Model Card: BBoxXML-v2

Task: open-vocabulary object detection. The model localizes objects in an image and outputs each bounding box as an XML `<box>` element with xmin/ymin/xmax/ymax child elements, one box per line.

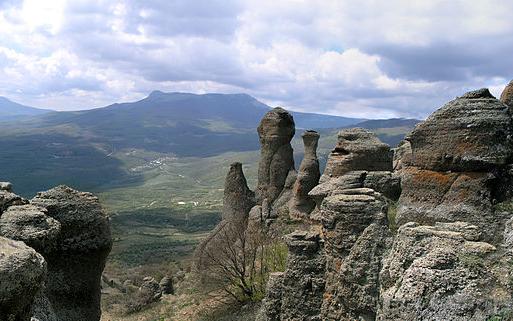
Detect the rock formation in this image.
<box><xmin>257</xmin><ymin>231</ymin><xmax>325</xmax><ymax>321</ymax></box>
<box><xmin>0</xmin><ymin>237</ymin><xmax>46</xmax><ymax>321</ymax></box>
<box><xmin>0</xmin><ymin>185</ymin><xmax>112</xmax><ymax>321</ymax></box>
<box><xmin>222</xmin><ymin>162</ymin><xmax>255</xmax><ymax>221</ymax></box>
<box><xmin>256</xmin><ymin>87</ymin><xmax>513</xmax><ymax>321</ymax></box>
<box><xmin>30</xmin><ymin>186</ymin><xmax>112</xmax><ymax>321</ymax></box>
<box><xmin>500</xmin><ymin>79</ymin><xmax>513</xmax><ymax>108</ymax></box>
<box><xmin>321</xmin><ymin>128</ymin><xmax>392</xmax><ymax>182</ymax></box>
<box><xmin>406</xmin><ymin>88</ymin><xmax>512</xmax><ymax>172</ymax></box>
<box><xmin>159</xmin><ymin>276</ymin><xmax>174</xmax><ymax>295</ymax></box>
<box><xmin>256</xmin><ymin>107</ymin><xmax>295</xmax><ymax>204</ymax></box>
<box><xmin>288</xmin><ymin>130</ymin><xmax>320</xmax><ymax>219</ymax></box>
<box><xmin>396</xmin><ymin>89</ymin><xmax>513</xmax><ymax>241</ymax></box>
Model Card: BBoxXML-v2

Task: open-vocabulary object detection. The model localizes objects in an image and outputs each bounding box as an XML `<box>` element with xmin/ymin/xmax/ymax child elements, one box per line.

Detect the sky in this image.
<box><xmin>0</xmin><ymin>0</ymin><xmax>512</xmax><ymax>119</ymax></box>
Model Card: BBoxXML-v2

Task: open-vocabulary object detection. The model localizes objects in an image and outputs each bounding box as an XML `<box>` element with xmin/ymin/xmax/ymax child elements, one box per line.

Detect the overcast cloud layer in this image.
<box><xmin>0</xmin><ymin>0</ymin><xmax>512</xmax><ymax>118</ymax></box>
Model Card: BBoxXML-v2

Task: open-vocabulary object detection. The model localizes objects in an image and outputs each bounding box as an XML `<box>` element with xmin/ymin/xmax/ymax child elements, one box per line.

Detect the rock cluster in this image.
<box><xmin>256</xmin><ymin>86</ymin><xmax>513</xmax><ymax>320</ymax></box>
<box><xmin>0</xmin><ymin>184</ymin><xmax>112</xmax><ymax>321</ymax></box>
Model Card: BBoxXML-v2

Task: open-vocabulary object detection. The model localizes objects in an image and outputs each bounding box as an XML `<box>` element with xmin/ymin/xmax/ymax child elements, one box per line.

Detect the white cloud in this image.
<box><xmin>0</xmin><ymin>0</ymin><xmax>512</xmax><ymax>118</ymax></box>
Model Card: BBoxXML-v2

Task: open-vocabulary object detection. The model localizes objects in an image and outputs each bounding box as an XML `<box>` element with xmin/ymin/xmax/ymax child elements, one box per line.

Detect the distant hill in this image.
<box><xmin>0</xmin><ymin>97</ymin><xmax>50</xmax><ymax>120</ymax></box>
<box><xmin>1</xmin><ymin>92</ymin><xmax>365</xmax><ymax>157</ymax></box>
<box><xmin>0</xmin><ymin>91</ymin><xmax>419</xmax><ymax>196</ymax></box>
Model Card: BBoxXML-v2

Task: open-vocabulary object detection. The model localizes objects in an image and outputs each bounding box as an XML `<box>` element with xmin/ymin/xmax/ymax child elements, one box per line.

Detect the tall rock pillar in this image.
<box><xmin>256</xmin><ymin>107</ymin><xmax>295</xmax><ymax>204</ymax></box>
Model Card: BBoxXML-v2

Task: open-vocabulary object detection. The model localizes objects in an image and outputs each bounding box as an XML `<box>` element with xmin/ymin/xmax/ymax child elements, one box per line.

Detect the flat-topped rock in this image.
<box><xmin>321</xmin><ymin>128</ymin><xmax>392</xmax><ymax>182</ymax></box>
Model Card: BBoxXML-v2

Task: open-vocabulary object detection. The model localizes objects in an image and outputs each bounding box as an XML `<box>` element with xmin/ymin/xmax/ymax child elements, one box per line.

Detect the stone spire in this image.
<box><xmin>256</xmin><ymin>107</ymin><xmax>295</xmax><ymax>204</ymax></box>
<box><xmin>289</xmin><ymin>130</ymin><xmax>320</xmax><ymax>219</ymax></box>
<box><xmin>222</xmin><ymin>162</ymin><xmax>255</xmax><ymax>221</ymax></box>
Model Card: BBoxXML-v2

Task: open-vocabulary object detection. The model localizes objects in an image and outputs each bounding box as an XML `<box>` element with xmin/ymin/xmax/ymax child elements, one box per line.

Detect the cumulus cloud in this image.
<box><xmin>0</xmin><ymin>0</ymin><xmax>511</xmax><ymax>118</ymax></box>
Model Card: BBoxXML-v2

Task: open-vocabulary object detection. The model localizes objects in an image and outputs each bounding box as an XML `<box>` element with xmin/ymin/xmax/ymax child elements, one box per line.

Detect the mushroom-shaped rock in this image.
<box><xmin>30</xmin><ymin>185</ymin><xmax>112</xmax><ymax>321</ymax></box>
<box><xmin>256</xmin><ymin>107</ymin><xmax>295</xmax><ymax>203</ymax></box>
<box><xmin>0</xmin><ymin>204</ymin><xmax>61</xmax><ymax>252</ymax></box>
<box><xmin>289</xmin><ymin>130</ymin><xmax>320</xmax><ymax>219</ymax></box>
<box><xmin>407</xmin><ymin>88</ymin><xmax>513</xmax><ymax>171</ymax></box>
<box><xmin>0</xmin><ymin>237</ymin><xmax>46</xmax><ymax>321</ymax></box>
<box><xmin>222</xmin><ymin>162</ymin><xmax>255</xmax><ymax>221</ymax></box>
<box><xmin>320</xmin><ymin>128</ymin><xmax>392</xmax><ymax>182</ymax></box>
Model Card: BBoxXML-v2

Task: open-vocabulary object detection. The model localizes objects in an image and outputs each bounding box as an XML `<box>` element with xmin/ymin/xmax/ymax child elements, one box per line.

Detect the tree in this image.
<box><xmin>196</xmin><ymin>218</ymin><xmax>287</xmax><ymax>303</ymax></box>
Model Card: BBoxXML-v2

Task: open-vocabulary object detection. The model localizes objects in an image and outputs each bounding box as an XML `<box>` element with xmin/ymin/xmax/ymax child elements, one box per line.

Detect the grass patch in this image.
<box><xmin>387</xmin><ymin>201</ymin><xmax>398</xmax><ymax>233</ymax></box>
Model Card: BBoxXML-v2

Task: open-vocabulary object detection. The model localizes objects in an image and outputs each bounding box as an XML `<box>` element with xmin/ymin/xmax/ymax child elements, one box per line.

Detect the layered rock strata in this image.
<box><xmin>321</xmin><ymin>128</ymin><xmax>392</xmax><ymax>183</ymax></box>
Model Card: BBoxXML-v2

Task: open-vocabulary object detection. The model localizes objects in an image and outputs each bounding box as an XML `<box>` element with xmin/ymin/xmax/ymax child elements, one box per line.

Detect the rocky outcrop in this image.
<box><xmin>500</xmin><ymin>79</ymin><xmax>513</xmax><ymax>108</ymax></box>
<box><xmin>159</xmin><ymin>276</ymin><xmax>174</xmax><ymax>295</ymax></box>
<box><xmin>318</xmin><ymin>189</ymin><xmax>389</xmax><ymax>321</ymax></box>
<box><xmin>288</xmin><ymin>131</ymin><xmax>320</xmax><ymax>219</ymax></box>
<box><xmin>0</xmin><ymin>189</ymin><xmax>28</xmax><ymax>213</ymax></box>
<box><xmin>321</xmin><ymin>128</ymin><xmax>392</xmax><ymax>182</ymax></box>
<box><xmin>378</xmin><ymin>222</ymin><xmax>503</xmax><ymax>320</ymax></box>
<box><xmin>406</xmin><ymin>88</ymin><xmax>512</xmax><ymax>171</ymax></box>
<box><xmin>0</xmin><ymin>205</ymin><xmax>61</xmax><ymax>251</ymax></box>
<box><xmin>256</xmin><ymin>107</ymin><xmax>295</xmax><ymax>204</ymax></box>
<box><xmin>222</xmin><ymin>162</ymin><xmax>255</xmax><ymax>221</ymax></box>
<box><xmin>28</xmin><ymin>186</ymin><xmax>112</xmax><ymax>321</ymax></box>
<box><xmin>255</xmin><ymin>88</ymin><xmax>513</xmax><ymax>321</ymax></box>
<box><xmin>258</xmin><ymin>231</ymin><xmax>325</xmax><ymax>321</ymax></box>
<box><xmin>0</xmin><ymin>237</ymin><xmax>46</xmax><ymax>321</ymax></box>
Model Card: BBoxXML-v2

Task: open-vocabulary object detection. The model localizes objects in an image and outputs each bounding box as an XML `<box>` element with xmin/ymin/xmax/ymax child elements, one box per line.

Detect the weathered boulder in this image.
<box><xmin>0</xmin><ymin>237</ymin><xmax>46</xmax><ymax>321</ymax></box>
<box><xmin>0</xmin><ymin>189</ymin><xmax>28</xmax><ymax>213</ymax></box>
<box><xmin>159</xmin><ymin>276</ymin><xmax>174</xmax><ymax>295</ymax></box>
<box><xmin>406</xmin><ymin>88</ymin><xmax>513</xmax><ymax>172</ymax></box>
<box><xmin>289</xmin><ymin>131</ymin><xmax>320</xmax><ymax>219</ymax></box>
<box><xmin>500</xmin><ymin>79</ymin><xmax>513</xmax><ymax>108</ymax></box>
<box><xmin>30</xmin><ymin>185</ymin><xmax>112</xmax><ymax>321</ymax></box>
<box><xmin>321</xmin><ymin>128</ymin><xmax>392</xmax><ymax>182</ymax></box>
<box><xmin>256</xmin><ymin>107</ymin><xmax>295</xmax><ymax>203</ymax></box>
<box><xmin>0</xmin><ymin>204</ymin><xmax>61</xmax><ymax>251</ymax></box>
<box><xmin>222</xmin><ymin>162</ymin><xmax>255</xmax><ymax>221</ymax></box>
<box><xmin>139</xmin><ymin>276</ymin><xmax>162</xmax><ymax>302</ymax></box>
<box><xmin>378</xmin><ymin>222</ymin><xmax>508</xmax><ymax>321</ymax></box>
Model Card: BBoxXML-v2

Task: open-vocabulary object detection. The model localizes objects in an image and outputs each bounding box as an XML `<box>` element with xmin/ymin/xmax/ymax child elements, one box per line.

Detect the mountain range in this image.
<box><xmin>0</xmin><ymin>91</ymin><xmax>419</xmax><ymax>198</ymax></box>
